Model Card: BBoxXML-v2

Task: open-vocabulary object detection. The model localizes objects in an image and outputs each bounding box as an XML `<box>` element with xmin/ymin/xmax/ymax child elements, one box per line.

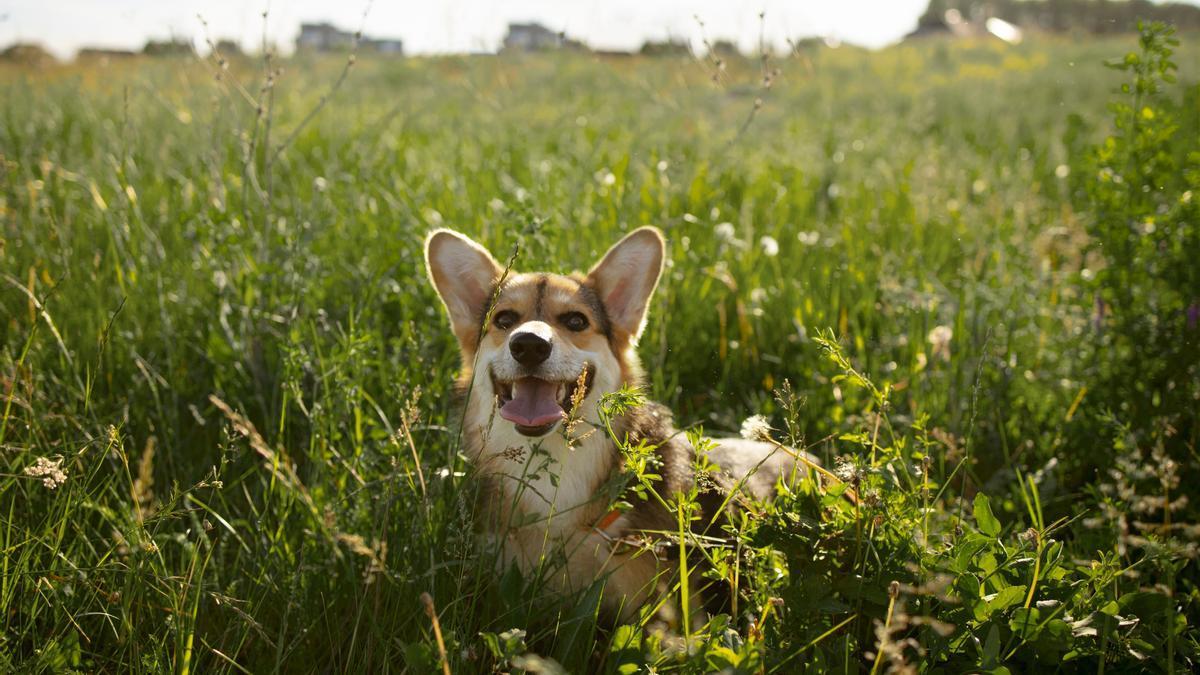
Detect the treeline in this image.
<box><xmin>920</xmin><ymin>0</ymin><xmax>1200</xmax><ymax>33</ymax></box>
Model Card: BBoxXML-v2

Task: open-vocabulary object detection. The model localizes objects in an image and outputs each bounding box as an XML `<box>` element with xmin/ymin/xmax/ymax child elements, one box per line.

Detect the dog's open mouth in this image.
<box><xmin>491</xmin><ymin>367</ymin><xmax>595</xmax><ymax>437</ymax></box>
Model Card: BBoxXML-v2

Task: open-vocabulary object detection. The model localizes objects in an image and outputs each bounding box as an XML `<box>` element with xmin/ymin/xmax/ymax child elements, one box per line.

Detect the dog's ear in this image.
<box><xmin>586</xmin><ymin>226</ymin><xmax>665</xmax><ymax>341</ymax></box>
<box><xmin>425</xmin><ymin>229</ymin><xmax>503</xmax><ymax>342</ymax></box>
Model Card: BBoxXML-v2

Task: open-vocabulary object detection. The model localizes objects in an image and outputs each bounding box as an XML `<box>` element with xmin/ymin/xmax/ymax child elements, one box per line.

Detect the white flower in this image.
<box><xmin>797</xmin><ymin>231</ymin><xmax>820</xmax><ymax>246</ymax></box>
<box><xmin>24</xmin><ymin>456</ymin><xmax>67</xmax><ymax>490</ymax></box>
<box><xmin>759</xmin><ymin>235</ymin><xmax>779</xmax><ymax>257</ymax></box>
<box><xmin>740</xmin><ymin>415</ymin><xmax>773</xmax><ymax>442</ymax></box>
<box><xmin>927</xmin><ymin>325</ymin><xmax>953</xmax><ymax>361</ymax></box>
<box><xmin>656</xmin><ymin>160</ymin><xmax>669</xmax><ymax>172</ymax></box>
<box><xmin>312</xmin><ymin>176</ymin><xmax>328</xmax><ymax>192</ymax></box>
<box><xmin>833</xmin><ymin>456</ymin><xmax>855</xmax><ymax>481</ymax></box>
<box><xmin>749</xmin><ymin>288</ymin><xmax>768</xmax><ymax>304</ymax></box>
<box><xmin>714</xmin><ymin>222</ymin><xmax>736</xmax><ymax>243</ymax></box>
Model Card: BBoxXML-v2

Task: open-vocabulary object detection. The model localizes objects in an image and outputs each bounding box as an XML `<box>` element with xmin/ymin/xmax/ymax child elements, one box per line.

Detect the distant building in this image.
<box><xmin>297</xmin><ymin>23</ymin><xmax>355</xmax><ymax>51</ymax></box>
<box><xmin>502</xmin><ymin>22</ymin><xmax>585</xmax><ymax>52</ymax></box>
<box><xmin>296</xmin><ymin>22</ymin><xmax>403</xmax><ymax>55</ymax></box>
<box><xmin>362</xmin><ymin>37</ymin><xmax>404</xmax><ymax>55</ymax></box>
<box><xmin>503</xmin><ymin>22</ymin><xmax>560</xmax><ymax>51</ymax></box>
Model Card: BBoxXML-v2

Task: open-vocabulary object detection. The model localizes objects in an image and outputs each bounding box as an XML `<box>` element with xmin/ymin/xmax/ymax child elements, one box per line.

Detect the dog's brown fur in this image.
<box><xmin>425</xmin><ymin>226</ymin><xmax>803</xmax><ymax>624</ymax></box>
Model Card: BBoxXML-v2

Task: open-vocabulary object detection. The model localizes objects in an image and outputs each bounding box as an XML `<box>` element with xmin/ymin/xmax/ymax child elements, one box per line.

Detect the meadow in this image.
<box><xmin>1</xmin><ymin>27</ymin><xmax>1198</xmax><ymax>672</ymax></box>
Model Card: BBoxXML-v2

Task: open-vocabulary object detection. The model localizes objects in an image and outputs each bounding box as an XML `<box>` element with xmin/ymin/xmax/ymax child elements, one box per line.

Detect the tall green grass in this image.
<box><xmin>1</xmin><ymin>32</ymin><xmax>1197</xmax><ymax>672</ymax></box>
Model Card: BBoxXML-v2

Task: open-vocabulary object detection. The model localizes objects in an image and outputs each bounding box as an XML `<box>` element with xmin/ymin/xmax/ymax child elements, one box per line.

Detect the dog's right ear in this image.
<box><xmin>425</xmin><ymin>229</ymin><xmax>503</xmax><ymax>344</ymax></box>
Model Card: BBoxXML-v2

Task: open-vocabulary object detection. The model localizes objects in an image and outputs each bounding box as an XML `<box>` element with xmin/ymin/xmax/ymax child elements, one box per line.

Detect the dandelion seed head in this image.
<box><xmin>759</xmin><ymin>235</ymin><xmax>779</xmax><ymax>257</ymax></box>
<box><xmin>740</xmin><ymin>414</ymin><xmax>773</xmax><ymax>442</ymax></box>
<box><xmin>927</xmin><ymin>325</ymin><xmax>953</xmax><ymax>361</ymax></box>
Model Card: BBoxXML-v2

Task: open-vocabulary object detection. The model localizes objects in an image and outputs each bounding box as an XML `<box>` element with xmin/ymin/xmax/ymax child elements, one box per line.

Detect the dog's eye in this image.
<box><xmin>560</xmin><ymin>312</ymin><xmax>589</xmax><ymax>332</ymax></box>
<box><xmin>493</xmin><ymin>310</ymin><xmax>518</xmax><ymax>330</ymax></box>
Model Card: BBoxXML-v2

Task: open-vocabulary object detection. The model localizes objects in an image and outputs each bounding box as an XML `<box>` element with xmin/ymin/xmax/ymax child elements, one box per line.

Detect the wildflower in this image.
<box><xmin>24</xmin><ymin>456</ymin><xmax>67</xmax><ymax>490</ymax></box>
<box><xmin>714</xmin><ymin>222</ymin><xmax>736</xmax><ymax>243</ymax></box>
<box><xmin>749</xmin><ymin>288</ymin><xmax>768</xmax><ymax>305</ymax></box>
<box><xmin>833</xmin><ymin>456</ymin><xmax>855</xmax><ymax>481</ymax></box>
<box><xmin>759</xmin><ymin>235</ymin><xmax>779</xmax><ymax>257</ymax></box>
<box><xmin>926</xmin><ymin>325</ymin><xmax>953</xmax><ymax>361</ymax></box>
<box><xmin>312</xmin><ymin>176</ymin><xmax>328</xmax><ymax>192</ymax></box>
<box><xmin>797</xmin><ymin>231</ymin><xmax>820</xmax><ymax>246</ymax></box>
<box><xmin>740</xmin><ymin>415</ymin><xmax>773</xmax><ymax>442</ymax></box>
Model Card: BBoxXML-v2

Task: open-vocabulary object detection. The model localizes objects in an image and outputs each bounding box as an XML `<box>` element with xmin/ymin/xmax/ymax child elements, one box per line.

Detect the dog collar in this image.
<box><xmin>593</xmin><ymin>508</ymin><xmax>622</xmax><ymax>533</ymax></box>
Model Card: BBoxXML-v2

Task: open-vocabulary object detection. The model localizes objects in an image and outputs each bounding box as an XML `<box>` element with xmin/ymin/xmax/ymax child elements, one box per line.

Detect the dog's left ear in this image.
<box><xmin>425</xmin><ymin>229</ymin><xmax>503</xmax><ymax>345</ymax></box>
<box><xmin>586</xmin><ymin>226</ymin><xmax>665</xmax><ymax>341</ymax></box>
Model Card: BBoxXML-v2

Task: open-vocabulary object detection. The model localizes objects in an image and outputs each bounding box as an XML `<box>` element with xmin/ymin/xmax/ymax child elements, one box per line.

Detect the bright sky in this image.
<box><xmin>2</xmin><ymin>0</ymin><xmax>936</xmax><ymax>59</ymax></box>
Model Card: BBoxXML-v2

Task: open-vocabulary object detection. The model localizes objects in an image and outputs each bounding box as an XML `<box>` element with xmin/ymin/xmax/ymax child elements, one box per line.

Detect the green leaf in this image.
<box><xmin>1118</xmin><ymin>591</ymin><xmax>1169</xmax><ymax>619</ymax></box>
<box><xmin>1009</xmin><ymin>607</ymin><xmax>1042</xmax><ymax>639</ymax></box>
<box><xmin>974</xmin><ymin>493</ymin><xmax>1002</xmax><ymax>537</ymax></box>
<box><xmin>608</xmin><ymin>624</ymin><xmax>643</xmax><ymax>675</ymax></box>
<box><xmin>976</xmin><ymin>585</ymin><xmax>1027</xmax><ymax>621</ymax></box>
<box><xmin>981</xmin><ymin>624</ymin><xmax>1001</xmax><ymax>667</ymax></box>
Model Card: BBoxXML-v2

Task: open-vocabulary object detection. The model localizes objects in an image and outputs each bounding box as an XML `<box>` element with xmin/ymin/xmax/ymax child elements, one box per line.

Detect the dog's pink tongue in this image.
<box><xmin>500</xmin><ymin>377</ymin><xmax>564</xmax><ymax>427</ymax></box>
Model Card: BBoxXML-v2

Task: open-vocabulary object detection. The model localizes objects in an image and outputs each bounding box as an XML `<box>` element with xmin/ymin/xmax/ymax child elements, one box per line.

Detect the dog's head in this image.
<box><xmin>425</xmin><ymin>227</ymin><xmax>664</xmax><ymax>438</ymax></box>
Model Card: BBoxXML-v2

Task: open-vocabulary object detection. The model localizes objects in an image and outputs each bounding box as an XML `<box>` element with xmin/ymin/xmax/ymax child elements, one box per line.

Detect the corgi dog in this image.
<box><xmin>425</xmin><ymin>226</ymin><xmax>806</xmax><ymax>625</ymax></box>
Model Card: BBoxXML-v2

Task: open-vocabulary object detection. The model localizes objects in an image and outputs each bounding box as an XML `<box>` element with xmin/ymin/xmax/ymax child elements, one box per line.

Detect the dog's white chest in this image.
<box><xmin>488</xmin><ymin>425</ymin><xmax>609</xmax><ymax>528</ymax></box>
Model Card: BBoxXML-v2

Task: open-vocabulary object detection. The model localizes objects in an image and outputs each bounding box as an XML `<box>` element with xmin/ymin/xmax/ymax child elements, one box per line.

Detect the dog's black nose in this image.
<box><xmin>510</xmin><ymin>332</ymin><xmax>552</xmax><ymax>367</ymax></box>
